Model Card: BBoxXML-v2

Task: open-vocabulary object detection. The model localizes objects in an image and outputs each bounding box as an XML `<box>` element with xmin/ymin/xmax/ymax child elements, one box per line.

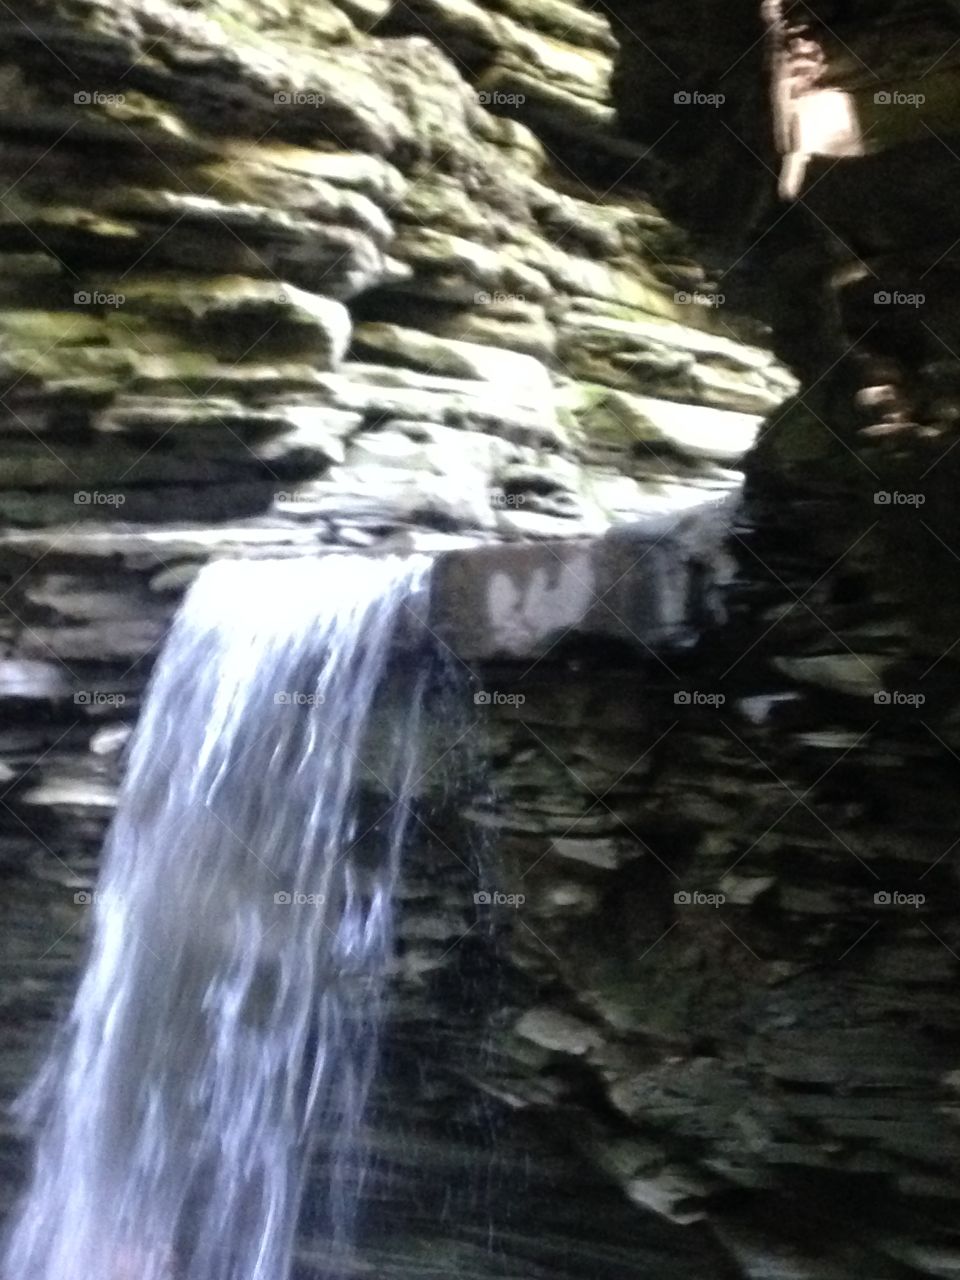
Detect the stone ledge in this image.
<box><xmin>426</xmin><ymin>499</ymin><xmax>737</xmax><ymax>662</ymax></box>
<box><xmin>0</xmin><ymin>498</ymin><xmax>738</xmax><ymax>677</ymax></box>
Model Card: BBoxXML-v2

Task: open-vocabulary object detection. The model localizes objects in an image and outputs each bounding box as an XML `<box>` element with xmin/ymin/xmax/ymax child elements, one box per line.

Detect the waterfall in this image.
<box><xmin>4</xmin><ymin>553</ymin><xmax>433</xmax><ymax>1280</ymax></box>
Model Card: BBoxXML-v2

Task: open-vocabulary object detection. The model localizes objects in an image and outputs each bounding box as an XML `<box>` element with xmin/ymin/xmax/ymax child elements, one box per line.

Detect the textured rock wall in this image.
<box><xmin>0</xmin><ymin>0</ymin><xmax>793</xmax><ymax>981</ymax></box>
<box><xmin>0</xmin><ymin>0</ymin><xmax>791</xmax><ymax>547</ymax></box>
<box><xmin>0</xmin><ymin>2</ymin><xmax>800</xmax><ymax>1275</ymax></box>
<box><xmin>530</xmin><ymin>4</ymin><xmax>960</xmax><ymax>1275</ymax></box>
<box><xmin>3</xmin><ymin>2</ymin><xmax>960</xmax><ymax>1280</ymax></box>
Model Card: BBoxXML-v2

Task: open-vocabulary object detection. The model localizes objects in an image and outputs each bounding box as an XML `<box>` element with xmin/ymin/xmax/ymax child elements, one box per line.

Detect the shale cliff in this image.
<box><xmin>2</xmin><ymin>2</ymin><xmax>960</xmax><ymax>1278</ymax></box>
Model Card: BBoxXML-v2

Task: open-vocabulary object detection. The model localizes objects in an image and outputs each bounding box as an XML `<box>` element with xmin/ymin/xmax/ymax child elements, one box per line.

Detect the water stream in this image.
<box><xmin>4</xmin><ymin>553</ymin><xmax>432</xmax><ymax>1280</ymax></box>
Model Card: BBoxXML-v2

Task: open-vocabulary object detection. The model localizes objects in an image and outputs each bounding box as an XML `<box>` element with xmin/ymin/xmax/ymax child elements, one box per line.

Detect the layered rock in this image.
<box><xmin>0</xmin><ymin>0</ymin><xmax>790</xmax><ymax>544</ymax></box>
<box><xmin>3</xmin><ymin>2</ymin><xmax>959</xmax><ymax>1280</ymax></box>
<box><xmin>0</xmin><ymin>2</ymin><xmax>799</xmax><ymax>1275</ymax></box>
<box><xmin>0</xmin><ymin>0</ymin><xmax>794</xmax><ymax>869</ymax></box>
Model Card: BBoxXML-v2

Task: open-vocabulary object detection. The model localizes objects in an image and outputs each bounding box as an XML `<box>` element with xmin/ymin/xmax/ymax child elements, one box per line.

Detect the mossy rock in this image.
<box><xmin>749</xmin><ymin>396</ymin><xmax>859</xmax><ymax>488</ymax></box>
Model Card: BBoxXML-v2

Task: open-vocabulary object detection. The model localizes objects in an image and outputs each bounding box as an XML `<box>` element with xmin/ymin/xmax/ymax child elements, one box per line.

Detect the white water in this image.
<box><xmin>5</xmin><ymin>554</ymin><xmax>432</xmax><ymax>1280</ymax></box>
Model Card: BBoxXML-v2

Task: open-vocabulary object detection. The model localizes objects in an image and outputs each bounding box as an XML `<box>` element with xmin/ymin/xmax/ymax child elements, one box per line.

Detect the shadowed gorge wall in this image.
<box><xmin>2</xmin><ymin>2</ymin><xmax>960</xmax><ymax>1278</ymax></box>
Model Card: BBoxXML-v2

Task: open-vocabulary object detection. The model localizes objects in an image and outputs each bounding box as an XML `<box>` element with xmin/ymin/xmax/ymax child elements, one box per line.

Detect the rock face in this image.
<box><xmin>0</xmin><ymin>0</ymin><xmax>791</xmax><ymax>551</ymax></box>
<box><xmin>1</xmin><ymin>2</ymin><xmax>959</xmax><ymax>1280</ymax></box>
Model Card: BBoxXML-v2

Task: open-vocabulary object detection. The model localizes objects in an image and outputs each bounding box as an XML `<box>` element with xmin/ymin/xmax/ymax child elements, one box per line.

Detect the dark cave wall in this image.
<box><xmin>2</xmin><ymin>2</ymin><xmax>960</xmax><ymax>1279</ymax></box>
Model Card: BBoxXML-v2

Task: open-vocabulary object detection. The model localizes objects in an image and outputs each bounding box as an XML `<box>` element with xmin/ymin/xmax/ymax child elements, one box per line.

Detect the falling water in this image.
<box><xmin>4</xmin><ymin>553</ymin><xmax>433</xmax><ymax>1280</ymax></box>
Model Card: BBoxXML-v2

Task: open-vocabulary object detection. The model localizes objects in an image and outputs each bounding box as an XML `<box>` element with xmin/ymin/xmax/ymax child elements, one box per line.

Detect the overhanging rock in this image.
<box><xmin>426</xmin><ymin>499</ymin><xmax>738</xmax><ymax>663</ymax></box>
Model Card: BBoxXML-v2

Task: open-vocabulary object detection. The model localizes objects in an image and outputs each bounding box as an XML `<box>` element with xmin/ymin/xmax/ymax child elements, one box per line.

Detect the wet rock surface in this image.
<box><xmin>2</xmin><ymin>1</ymin><xmax>960</xmax><ymax>1279</ymax></box>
